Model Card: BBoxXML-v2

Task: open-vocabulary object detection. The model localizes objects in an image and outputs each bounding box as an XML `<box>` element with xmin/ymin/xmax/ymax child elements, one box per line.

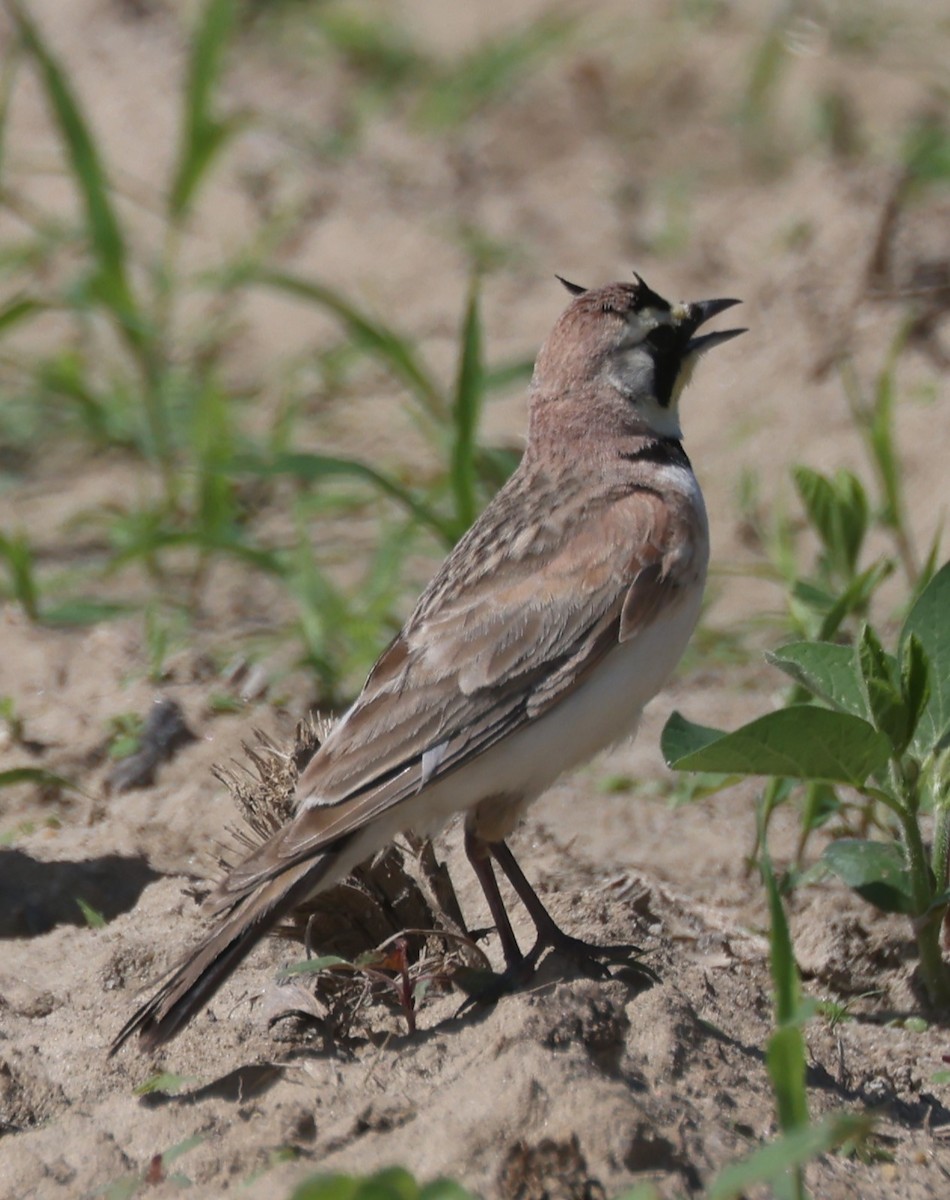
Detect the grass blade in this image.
<box><xmin>242</xmin><ymin>451</ymin><xmax>456</xmax><ymax>545</ymax></box>
<box><xmin>169</xmin><ymin>0</ymin><xmax>239</xmax><ymax>222</ymax></box>
<box><xmin>248</xmin><ymin>268</ymin><xmax>443</xmax><ymax>421</ymax></box>
<box><xmin>0</xmin><ymin>36</ymin><xmax>21</xmax><ymax>186</ymax></box>
<box><xmin>708</xmin><ymin>1113</ymin><xmax>871</xmax><ymax>1200</ymax></box>
<box><xmin>449</xmin><ymin>279</ymin><xmax>483</xmax><ymax>534</ymax></box>
<box><xmin>0</xmin><ymin>530</ymin><xmax>39</xmax><ymax>618</ymax></box>
<box><xmin>0</xmin><ymin>294</ymin><xmax>46</xmax><ymax>335</ymax></box>
<box><xmin>10</xmin><ymin>1</ymin><xmax>141</xmax><ymax>342</ymax></box>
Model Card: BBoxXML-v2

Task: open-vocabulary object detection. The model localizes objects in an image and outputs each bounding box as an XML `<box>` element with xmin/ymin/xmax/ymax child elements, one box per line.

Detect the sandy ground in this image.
<box><xmin>2</xmin><ymin>2</ymin><xmax>950</xmax><ymax>1196</ymax></box>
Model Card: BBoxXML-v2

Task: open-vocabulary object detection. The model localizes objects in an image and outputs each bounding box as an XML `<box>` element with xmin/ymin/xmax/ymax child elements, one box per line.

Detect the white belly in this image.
<box><xmin>330</xmin><ymin>578</ymin><xmax>705</xmax><ymax>866</ymax></box>
<box><xmin>466</xmin><ymin>580</ymin><xmax>706</xmax><ymax>807</ymax></box>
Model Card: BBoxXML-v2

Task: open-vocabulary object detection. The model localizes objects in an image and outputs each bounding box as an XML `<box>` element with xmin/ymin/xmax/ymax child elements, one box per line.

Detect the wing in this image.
<box><xmin>214</xmin><ymin>480</ymin><xmax>703</xmax><ymax>905</ymax></box>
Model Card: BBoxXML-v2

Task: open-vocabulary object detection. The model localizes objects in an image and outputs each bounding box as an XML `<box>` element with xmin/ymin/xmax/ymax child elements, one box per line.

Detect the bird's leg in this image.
<box><xmin>463</xmin><ymin>828</ymin><xmax>526</xmax><ymax>971</ymax></box>
<box><xmin>488</xmin><ymin>839</ymin><xmax>647</xmax><ymax>976</ymax></box>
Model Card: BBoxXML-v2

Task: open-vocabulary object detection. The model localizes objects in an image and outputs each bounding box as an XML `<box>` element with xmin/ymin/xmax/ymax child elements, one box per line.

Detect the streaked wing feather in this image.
<box><xmin>216</xmin><ymin>489</ymin><xmax>694</xmax><ymax>901</ymax></box>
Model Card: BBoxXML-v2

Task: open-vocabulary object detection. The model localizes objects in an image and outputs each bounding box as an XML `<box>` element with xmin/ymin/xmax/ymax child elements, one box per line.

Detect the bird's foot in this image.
<box><xmin>522</xmin><ymin>924</ymin><xmax>657</xmax><ymax>986</ymax></box>
<box><xmin>453</xmin><ymin>927</ymin><xmax>656</xmax><ymax>1014</ymax></box>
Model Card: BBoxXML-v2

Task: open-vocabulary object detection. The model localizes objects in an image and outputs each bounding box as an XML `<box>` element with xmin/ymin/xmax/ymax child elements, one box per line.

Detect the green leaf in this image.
<box><xmin>43</xmin><ymin>598</ymin><xmax>132</xmax><ymax>626</ymax></box>
<box><xmin>76</xmin><ymin>897</ymin><xmax>106</xmax><ymax>928</ymax></box>
<box><xmin>161</xmin><ymin>1133</ymin><xmax>205</xmax><ymax>1167</ymax></box>
<box><xmin>289</xmin><ymin>1167</ymin><xmax>455</xmax><ymax>1200</ymax></box>
<box><xmin>762</xmin><ymin>856</ymin><xmax>800</xmax><ymax>1027</ymax></box>
<box><xmin>248</xmin><ymin>269</ymin><xmax>443</xmax><ymax>420</ymax></box>
<box><xmin>866</xmin><ymin>352</ymin><xmax>902</xmax><ymax>531</ymax></box>
<box><xmin>900</xmin><ymin>634</ymin><xmax>931</xmax><ymax>748</ymax></box>
<box><xmin>793</xmin><ymin>466</ymin><xmax>838</xmax><ymax>554</ymax></box>
<box><xmin>279</xmin><ymin>955</ymin><xmax>351</xmax><ymax>979</ymax></box>
<box><xmin>766</xmin><ymin>641</ymin><xmax>867</xmax><ymax>717</ymax></box>
<box><xmin>660</xmin><ymin>711</ymin><xmax>725</xmax><ymax>763</ymax></box>
<box><xmin>766</xmin><ymin>1026</ymin><xmax>809</xmax><ymax>1132</ymax></box>
<box><xmin>419</xmin><ymin>1183</ymin><xmax>480</xmax><ymax>1200</ymax></box>
<box><xmin>0</xmin><ymin>767</ymin><xmax>77</xmax><ymax>792</ymax></box>
<box><xmin>792</xmin><ymin>466</ymin><xmax>867</xmax><ymax>577</ymax></box>
<box><xmin>0</xmin><ymin>294</ymin><xmax>46</xmax><ymax>335</ymax></box>
<box><xmin>834</xmin><ymin>469</ymin><xmax>869</xmax><ymax>572</ymax></box>
<box><xmin>816</xmin><ymin>559</ymin><xmax>893</xmax><ymax>641</ymax></box>
<box><xmin>169</xmin><ymin>0</ymin><xmax>240</xmax><ymax>221</ymax></box>
<box><xmin>664</xmin><ymin>707</ymin><xmax>891</xmax><ymax>787</ymax></box>
<box><xmin>902</xmin><ymin>560</ymin><xmax>950</xmax><ymax>756</ymax></box>
<box><xmin>11</xmin><ymin>1</ymin><xmax>142</xmax><ymax>348</ymax></box>
<box><xmin>238</xmin><ymin>451</ymin><xmax>455</xmax><ymax>545</ymax></box>
<box><xmin>449</xmin><ymin>279</ymin><xmax>483</xmax><ymax>534</ymax></box>
<box><xmin>707</xmin><ymin>1113</ymin><xmax>871</xmax><ymax>1200</ymax></box>
<box><xmin>822</xmin><ymin>838</ymin><xmax>916</xmax><ymax>914</ymax></box>
<box><xmin>858</xmin><ymin>624</ymin><xmax>910</xmax><ymax>753</ymax></box>
<box><xmin>134</xmin><ymin>1071</ymin><xmax>198</xmax><ymax>1097</ymax></box>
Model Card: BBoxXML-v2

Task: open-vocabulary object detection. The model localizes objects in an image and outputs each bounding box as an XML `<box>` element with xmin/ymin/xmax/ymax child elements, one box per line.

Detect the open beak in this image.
<box><xmin>683</xmin><ymin>297</ymin><xmax>746</xmax><ymax>356</ymax></box>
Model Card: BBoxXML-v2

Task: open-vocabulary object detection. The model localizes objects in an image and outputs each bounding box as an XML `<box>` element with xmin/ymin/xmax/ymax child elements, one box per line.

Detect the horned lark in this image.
<box><xmin>112</xmin><ymin>274</ymin><xmax>744</xmax><ymax>1052</ymax></box>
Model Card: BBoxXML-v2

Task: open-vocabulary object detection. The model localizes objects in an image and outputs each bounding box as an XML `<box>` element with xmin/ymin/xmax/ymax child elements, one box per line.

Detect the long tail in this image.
<box><xmin>110</xmin><ymin>853</ymin><xmax>337</xmax><ymax>1054</ymax></box>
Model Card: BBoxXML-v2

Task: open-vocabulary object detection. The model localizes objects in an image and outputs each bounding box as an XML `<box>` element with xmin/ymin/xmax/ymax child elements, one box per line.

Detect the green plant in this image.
<box><xmin>95</xmin><ymin>1133</ymin><xmax>204</xmax><ymax>1199</ymax></box>
<box><xmin>241</xmin><ymin>268</ymin><xmax>527</xmax><ymax>545</ymax></box>
<box><xmin>759</xmin><ymin>852</ymin><xmax>811</xmax><ymax>1199</ymax></box>
<box><xmin>247</xmin><ymin>3</ymin><xmax>570</xmax><ymax>150</ymax></box>
<box><xmin>287</xmin><ymin>1168</ymin><xmax>476</xmax><ymax>1200</ymax></box>
<box><xmin>2</xmin><ymin>0</ymin><xmax>530</xmax><ymax>699</ymax></box>
<box><xmin>664</xmin><ymin>561</ymin><xmax>950</xmax><ymax>1007</ymax></box>
<box><xmin>736</xmin><ymin>315</ymin><xmax>941</xmax><ymax>658</ymax></box>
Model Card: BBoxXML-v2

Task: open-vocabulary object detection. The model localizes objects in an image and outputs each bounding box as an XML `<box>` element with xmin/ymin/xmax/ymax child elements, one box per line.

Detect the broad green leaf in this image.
<box><xmin>660</xmin><ymin>711</ymin><xmax>724</xmax><ymax>764</ymax></box>
<box><xmin>707</xmin><ymin>1113</ymin><xmax>871</xmax><ymax>1200</ymax></box>
<box><xmin>835</xmin><ymin>469</ymin><xmax>869</xmax><ymax>572</ymax></box>
<box><xmin>289</xmin><ymin>1167</ymin><xmax>451</xmax><ymax>1200</ymax></box>
<box><xmin>766</xmin><ymin>641</ymin><xmax>867</xmax><ymax>717</ymax></box>
<box><xmin>664</xmin><ymin>707</ymin><xmax>890</xmax><ymax>787</ymax></box>
<box><xmin>822</xmin><ymin>838</ymin><xmax>916</xmax><ymax>915</ymax></box>
<box><xmin>289</xmin><ymin>1176</ymin><xmax>348</xmax><ymax>1200</ymax></box>
<box><xmin>419</xmin><ymin>1183</ymin><xmax>480</xmax><ymax>1200</ymax></box>
<box><xmin>858</xmin><ymin>625</ymin><xmax>909</xmax><ymax>753</ymax></box>
<box><xmin>793</xmin><ymin>466</ymin><xmax>838</xmax><ymax>553</ymax></box>
<box><xmin>792</xmin><ymin>466</ymin><xmax>867</xmax><ymax>576</ymax></box>
<box><xmin>902</xmin><ymin>560</ymin><xmax>950</xmax><ymax>756</ymax></box>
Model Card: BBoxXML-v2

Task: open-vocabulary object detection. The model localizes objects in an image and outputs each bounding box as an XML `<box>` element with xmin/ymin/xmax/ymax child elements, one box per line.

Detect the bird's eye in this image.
<box><xmin>646</xmin><ymin>325</ymin><xmax>677</xmax><ymax>354</ymax></box>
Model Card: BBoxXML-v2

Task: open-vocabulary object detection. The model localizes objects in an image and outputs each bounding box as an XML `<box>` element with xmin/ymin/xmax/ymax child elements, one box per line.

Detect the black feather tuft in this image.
<box><xmin>555</xmin><ymin>275</ymin><xmax>588</xmax><ymax>296</ymax></box>
<box><xmin>631</xmin><ymin>272</ymin><xmax>671</xmax><ymax>312</ymax></box>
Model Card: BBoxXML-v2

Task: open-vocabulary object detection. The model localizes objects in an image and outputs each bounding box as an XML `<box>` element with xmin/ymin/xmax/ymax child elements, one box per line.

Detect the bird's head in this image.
<box><xmin>531</xmin><ymin>274</ymin><xmax>745</xmax><ymax>439</ymax></box>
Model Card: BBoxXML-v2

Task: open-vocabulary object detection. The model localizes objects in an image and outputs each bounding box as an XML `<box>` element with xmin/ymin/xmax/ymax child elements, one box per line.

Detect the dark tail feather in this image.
<box><xmin>110</xmin><ymin>854</ymin><xmax>334</xmax><ymax>1054</ymax></box>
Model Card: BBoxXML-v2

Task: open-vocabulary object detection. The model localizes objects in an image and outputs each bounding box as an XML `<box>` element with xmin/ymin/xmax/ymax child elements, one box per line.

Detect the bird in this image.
<box><xmin>111</xmin><ymin>273</ymin><xmax>744</xmax><ymax>1052</ymax></box>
